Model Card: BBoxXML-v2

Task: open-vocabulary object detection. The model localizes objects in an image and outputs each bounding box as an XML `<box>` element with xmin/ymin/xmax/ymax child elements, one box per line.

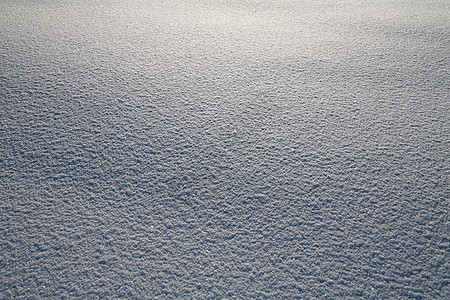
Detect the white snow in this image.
<box><xmin>0</xmin><ymin>0</ymin><xmax>449</xmax><ymax>298</ymax></box>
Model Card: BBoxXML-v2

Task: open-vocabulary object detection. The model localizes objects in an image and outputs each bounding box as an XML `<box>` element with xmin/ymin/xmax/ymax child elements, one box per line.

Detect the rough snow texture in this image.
<box><xmin>1</xmin><ymin>0</ymin><xmax>449</xmax><ymax>298</ymax></box>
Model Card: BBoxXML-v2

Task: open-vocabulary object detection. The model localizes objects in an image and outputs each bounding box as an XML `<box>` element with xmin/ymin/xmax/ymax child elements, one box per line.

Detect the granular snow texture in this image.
<box><xmin>1</xmin><ymin>0</ymin><xmax>449</xmax><ymax>298</ymax></box>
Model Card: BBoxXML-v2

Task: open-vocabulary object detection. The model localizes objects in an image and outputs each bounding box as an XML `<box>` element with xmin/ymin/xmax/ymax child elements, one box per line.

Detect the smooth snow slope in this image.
<box><xmin>1</xmin><ymin>0</ymin><xmax>449</xmax><ymax>298</ymax></box>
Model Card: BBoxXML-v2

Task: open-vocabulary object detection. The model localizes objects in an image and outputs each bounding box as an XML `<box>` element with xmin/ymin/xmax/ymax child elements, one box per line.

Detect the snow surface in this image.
<box><xmin>1</xmin><ymin>0</ymin><xmax>449</xmax><ymax>298</ymax></box>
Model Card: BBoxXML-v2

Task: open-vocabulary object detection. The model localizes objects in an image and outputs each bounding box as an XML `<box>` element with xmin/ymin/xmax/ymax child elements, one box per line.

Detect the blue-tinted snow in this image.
<box><xmin>1</xmin><ymin>0</ymin><xmax>449</xmax><ymax>298</ymax></box>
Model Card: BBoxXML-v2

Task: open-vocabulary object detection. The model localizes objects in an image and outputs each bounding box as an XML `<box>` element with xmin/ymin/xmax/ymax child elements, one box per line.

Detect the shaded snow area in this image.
<box><xmin>1</xmin><ymin>0</ymin><xmax>449</xmax><ymax>298</ymax></box>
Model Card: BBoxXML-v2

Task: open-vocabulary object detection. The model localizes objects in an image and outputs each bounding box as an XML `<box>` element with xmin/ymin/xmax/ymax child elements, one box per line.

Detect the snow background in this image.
<box><xmin>1</xmin><ymin>0</ymin><xmax>449</xmax><ymax>298</ymax></box>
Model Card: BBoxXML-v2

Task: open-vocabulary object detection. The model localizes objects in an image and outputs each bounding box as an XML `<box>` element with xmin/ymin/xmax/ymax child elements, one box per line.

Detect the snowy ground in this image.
<box><xmin>1</xmin><ymin>0</ymin><xmax>449</xmax><ymax>298</ymax></box>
